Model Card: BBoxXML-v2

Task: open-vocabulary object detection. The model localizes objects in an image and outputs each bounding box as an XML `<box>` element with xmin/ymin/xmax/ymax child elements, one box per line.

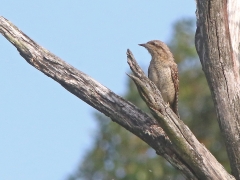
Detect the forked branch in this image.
<box><xmin>127</xmin><ymin>49</ymin><xmax>234</xmax><ymax>180</ymax></box>
<box><xmin>0</xmin><ymin>16</ymin><xmax>195</xmax><ymax>179</ymax></box>
<box><xmin>0</xmin><ymin>16</ymin><xmax>234</xmax><ymax>179</ymax></box>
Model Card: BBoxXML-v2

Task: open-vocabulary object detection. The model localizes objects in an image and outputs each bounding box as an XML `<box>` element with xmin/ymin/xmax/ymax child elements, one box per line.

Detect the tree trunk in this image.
<box><xmin>195</xmin><ymin>0</ymin><xmax>240</xmax><ymax>179</ymax></box>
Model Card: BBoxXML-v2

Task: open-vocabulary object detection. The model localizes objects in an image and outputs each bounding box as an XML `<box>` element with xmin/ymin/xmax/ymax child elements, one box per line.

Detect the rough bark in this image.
<box><xmin>0</xmin><ymin>16</ymin><xmax>196</xmax><ymax>179</ymax></box>
<box><xmin>227</xmin><ymin>0</ymin><xmax>240</xmax><ymax>65</ymax></box>
<box><xmin>127</xmin><ymin>50</ymin><xmax>234</xmax><ymax>180</ymax></box>
<box><xmin>0</xmin><ymin>15</ymin><xmax>235</xmax><ymax>179</ymax></box>
<box><xmin>195</xmin><ymin>0</ymin><xmax>240</xmax><ymax>179</ymax></box>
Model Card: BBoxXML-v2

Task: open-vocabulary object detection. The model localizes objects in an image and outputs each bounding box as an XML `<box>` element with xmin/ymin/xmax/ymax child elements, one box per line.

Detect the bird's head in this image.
<box><xmin>139</xmin><ymin>40</ymin><xmax>173</xmax><ymax>61</ymax></box>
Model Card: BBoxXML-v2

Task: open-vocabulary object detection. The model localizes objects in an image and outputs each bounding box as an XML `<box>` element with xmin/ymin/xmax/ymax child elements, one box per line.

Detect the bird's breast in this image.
<box><xmin>148</xmin><ymin>62</ymin><xmax>175</xmax><ymax>104</ymax></box>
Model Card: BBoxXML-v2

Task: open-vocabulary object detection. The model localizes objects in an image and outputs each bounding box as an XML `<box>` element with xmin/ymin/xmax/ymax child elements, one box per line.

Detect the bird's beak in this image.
<box><xmin>138</xmin><ymin>43</ymin><xmax>146</xmax><ymax>47</ymax></box>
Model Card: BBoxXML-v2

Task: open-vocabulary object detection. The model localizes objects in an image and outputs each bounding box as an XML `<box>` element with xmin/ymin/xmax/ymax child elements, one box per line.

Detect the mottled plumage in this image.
<box><xmin>139</xmin><ymin>40</ymin><xmax>179</xmax><ymax>117</ymax></box>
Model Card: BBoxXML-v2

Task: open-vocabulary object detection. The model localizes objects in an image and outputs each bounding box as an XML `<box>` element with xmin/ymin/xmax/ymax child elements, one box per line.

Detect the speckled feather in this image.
<box><xmin>139</xmin><ymin>40</ymin><xmax>179</xmax><ymax>117</ymax></box>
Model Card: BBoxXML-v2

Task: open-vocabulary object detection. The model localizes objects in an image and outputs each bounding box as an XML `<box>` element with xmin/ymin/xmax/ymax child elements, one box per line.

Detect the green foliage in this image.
<box><xmin>69</xmin><ymin>19</ymin><xmax>230</xmax><ymax>180</ymax></box>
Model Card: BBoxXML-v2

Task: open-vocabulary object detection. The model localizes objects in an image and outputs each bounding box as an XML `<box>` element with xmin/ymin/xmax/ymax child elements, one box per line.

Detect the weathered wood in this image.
<box><xmin>0</xmin><ymin>16</ymin><xmax>196</xmax><ymax>179</ymax></box>
<box><xmin>127</xmin><ymin>50</ymin><xmax>234</xmax><ymax>180</ymax></box>
<box><xmin>228</xmin><ymin>0</ymin><xmax>240</xmax><ymax>65</ymax></box>
<box><xmin>195</xmin><ymin>0</ymin><xmax>240</xmax><ymax>179</ymax></box>
<box><xmin>0</xmin><ymin>15</ymin><xmax>236</xmax><ymax>179</ymax></box>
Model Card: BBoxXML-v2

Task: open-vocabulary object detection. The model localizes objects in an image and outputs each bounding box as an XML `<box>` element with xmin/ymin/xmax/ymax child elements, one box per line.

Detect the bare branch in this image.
<box><xmin>0</xmin><ymin>16</ymin><xmax>197</xmax><ymax>179</ymax></box>
<box><xmin>127</xmin><ymin>49</ymin><xmax>234</xmax><ymax>180</ymax></box>
<box><xmin>0</xmin><ymin>15</ymin><xmax>236</xmax><ymax>179</ymax></box>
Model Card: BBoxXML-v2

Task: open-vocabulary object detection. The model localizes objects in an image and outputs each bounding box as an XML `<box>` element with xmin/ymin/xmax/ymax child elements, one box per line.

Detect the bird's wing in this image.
<box><xmin>170</xmin><ymin>63</ymin><xmax>180</xmax><ymax>117</ymax></box>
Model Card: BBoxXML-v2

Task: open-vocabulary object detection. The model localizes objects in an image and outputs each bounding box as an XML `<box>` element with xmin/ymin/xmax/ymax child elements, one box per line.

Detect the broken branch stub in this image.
<box><xmin>127</xmin><ymin>49</ymin><xmax>234</xmax><ymax>180</ymax></box>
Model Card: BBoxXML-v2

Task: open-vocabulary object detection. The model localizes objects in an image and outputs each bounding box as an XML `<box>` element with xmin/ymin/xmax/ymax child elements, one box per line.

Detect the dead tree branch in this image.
<box><xmin>127</xmin><ymin>50</ymin><xmax>234</xmax><ymax>180</ymax></box>
<box><xmin>0</xmin><ymin>16</ymin><xmax>196</xmax><ymax>179</ymax></box>
<box><xmin>0</xmin><ymin>15</ymin><xmax>235</xmax><ymax>179</ymax></box>
<box><xmin>195</xmin><ymin>1</ymin><xmax>240</xmax><ymax>178</ymax></box>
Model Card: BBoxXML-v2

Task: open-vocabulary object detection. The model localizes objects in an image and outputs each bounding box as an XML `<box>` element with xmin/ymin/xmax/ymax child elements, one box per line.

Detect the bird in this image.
<box><xmin>139</xmin><ymin>40</ymin><xmax>179</xmax><ymax>117</ymax></box>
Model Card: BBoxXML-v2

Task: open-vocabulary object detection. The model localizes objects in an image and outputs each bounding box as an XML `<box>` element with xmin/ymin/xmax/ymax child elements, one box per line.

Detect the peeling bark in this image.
<box><xmin>0</xmin><ymin>5</ymin><xmax>239</xmax><ymax>177</ymax></box>
<box><xmin>0</xmin><ymin>16</ymin><xmax>196</xmax><ymax>179</ymax></box>
<box><xmin>195</xmin><ymin>0</ymin><xmax>240</xmax><ymax>179</ymax></box>
<box><xmin>127</xmin><ymin>50</ymin><xmax>234</xmax><ymax>179</ymax></box>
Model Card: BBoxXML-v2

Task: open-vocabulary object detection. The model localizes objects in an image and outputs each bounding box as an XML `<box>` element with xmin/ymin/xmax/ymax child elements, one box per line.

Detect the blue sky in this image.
<box><xmin>0</xmin><ymin>1</ymin><xmax>195</xmax><ymax>179</ymax></box>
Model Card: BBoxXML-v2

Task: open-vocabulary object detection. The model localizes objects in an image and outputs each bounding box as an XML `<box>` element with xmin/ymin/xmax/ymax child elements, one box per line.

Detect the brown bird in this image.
<box><xmin>139</xmin><ymin>40</ymin><xmax>179</xmax><ymax>117</ymax></box>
